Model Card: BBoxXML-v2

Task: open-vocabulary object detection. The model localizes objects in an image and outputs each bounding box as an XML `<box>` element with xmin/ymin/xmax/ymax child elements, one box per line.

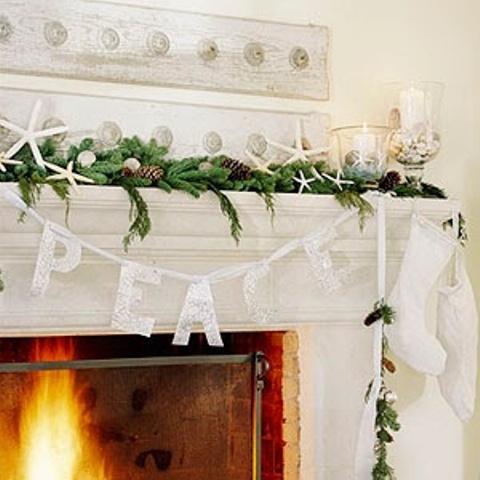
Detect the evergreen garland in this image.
<box><xmin>0</xmin><ymin>135</ymin><xmax>451</xmax><ymax>251</ymax></box>
<box><xmin>363</xmin><ymin>300</ymin><xmax>401</xmax><ymax>480</ymax></box>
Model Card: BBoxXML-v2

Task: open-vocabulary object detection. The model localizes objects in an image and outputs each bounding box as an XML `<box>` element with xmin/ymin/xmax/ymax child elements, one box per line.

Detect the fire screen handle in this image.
<box><xmin>254</xmin><ymin>352</ymin><xmax>270</xmax><ymax>480</ymax></box>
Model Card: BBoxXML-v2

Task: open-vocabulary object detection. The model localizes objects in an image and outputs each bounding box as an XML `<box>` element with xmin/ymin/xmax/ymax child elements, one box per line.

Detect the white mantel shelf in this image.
<box><xmin>0</xmin><ymin>184</ymin><xmax>459</xmax><ymax>337</ymax></box>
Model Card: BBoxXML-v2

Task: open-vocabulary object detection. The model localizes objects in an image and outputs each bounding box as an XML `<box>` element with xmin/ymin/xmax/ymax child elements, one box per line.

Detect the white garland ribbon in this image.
<box><xmin>354</xmin><ymin>194</ymin><xmax>387</xmax><ymax>480</ymax></box>
<box><xmin>111</xmin><ymin>261</ymin><xmax>163</xmax><ymax>336</ymax></box>
<box><xmin>31</xmin><ymin>221</ymin><xmax>82</xmax><ymax>297</ymax></box>
<box><xmin>0</xmin><ymin>185</ymin><xmax>358</xmax><ymax>343</ymax></box>
<box><xmin>173</xmin><ymin>278</ymin><xmax>223</xmax><ymax>346</ymax></box>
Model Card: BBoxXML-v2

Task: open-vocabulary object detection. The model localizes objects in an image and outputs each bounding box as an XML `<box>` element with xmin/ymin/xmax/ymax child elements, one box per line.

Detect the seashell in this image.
<box><xmin>101</xmin><ymin>28</ymin><xmax>120</xmax><ymax>51</ymax></box>
<box><xmin>199</xmin><ymin>161</ymin><xmax>213</xmax><ymax>171</ymax></box>
<box><xmin>97</xmin><ymin>121</ymin><xmax>122</xmax><ymax>147</ymax></box>
<box><xmin>42</xmin><ymin>117</ymin><xmax>67</xmax><ymax>143</ymax></box>
<box><xmin>197</xmin><ymin>39</ymin><xmax>219</xmax><ymax>61</ymax></box>
<box><xmin>151</xmin><ymin>126</ymin><xmax>173</xmax><ymax>148</ymax></box>
<box><xmin>147</xmin><ymin>31</ymin><xmax>170</xmax><ymax>56</ymax></box>
<box><xmin>44</xmin><ymin>21</ymin><xmax>68</xmax><ymax>47</ymax></box>
<box><xmin>77</xmin><ymin>150</ymin><xmax>96</xmax><ymax>168</ymax></box>
<box><xmin>203</xmin><ymin>131</ymin><xmax>222</xmax><ymax>154</ymax></box>
<box><xmin>123</xmin><ymin>157</ymin><xmax>141</xmax><ymax>172</ymax></box>
<box><xmin>244</xmin><ymin>42</ymin><xmax>265</xmax><ymax>66</ymax></box>
<box><xmin>246</xmin><ymin>133</ymin><xmax>267</xmax><ymax>156</ymax></box>
<box><xmin>388</xmin><ymin>108</ymin><xmax>401</xmax><ymax>130</ymax></box>
<box><xmin>289</xmin><ymin>47</ymin><xmax>309</xmax><ymax>70</ymax></box>
<box><xmin>387</xmin><ymin>136</ymin><xmax>403</xmax><ymax>159</ymax></box>
<box><xmin>0</xmin><ymin>15</ymin><xmax>13</xmax><ymax>43</ymax></box>
<box><xmin>344</xmin><ymin>150</ymin><xmax>361</xmax><ymax>166</ymax></box>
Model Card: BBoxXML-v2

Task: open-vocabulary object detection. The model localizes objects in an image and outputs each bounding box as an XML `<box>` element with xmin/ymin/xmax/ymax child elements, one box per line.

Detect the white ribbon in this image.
<box><xmin>173</xmin><ymin>279</ymin><xmax>223</xmax><ymax>346</ymax></box>
<box><xmin>354</xmin><ymin>194</ymin><xmax>386</xmax><ymax>479</ymax></box>
<box><xmin>31</xmin><ymin>221</ymin><xmax>82</xmax><ymax>296</ymax></box>
<box><xmin>111</xmin><ymin>261</ymin><xmax>163</xmax><ymax>337</ymax></box>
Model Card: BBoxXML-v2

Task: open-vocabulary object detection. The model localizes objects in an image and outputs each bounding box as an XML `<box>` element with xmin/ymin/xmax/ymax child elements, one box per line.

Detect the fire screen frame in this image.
<box><xmin>0</xmin><ymin>352</ymin><xmax>268</xmax><ymax>480</ymax></box>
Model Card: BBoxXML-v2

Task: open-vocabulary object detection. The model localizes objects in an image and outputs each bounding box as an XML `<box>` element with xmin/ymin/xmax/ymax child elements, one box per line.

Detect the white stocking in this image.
<box><xmin>437</xmin><ymin>253</ymin><xmax>478</xmax><ymax>422</ymax></box>
<box><xmin>385</xmin><ymin>215</ymin><xmax>456</xmax><ymax>374</ymax></box>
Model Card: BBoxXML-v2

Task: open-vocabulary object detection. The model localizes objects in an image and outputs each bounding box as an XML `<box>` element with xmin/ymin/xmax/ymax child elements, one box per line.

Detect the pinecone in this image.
<box><xmin>221</xmin><ymin>157</ymin><xmax>252</xmax><ymax>181</ymax></box>
<box><xmin>364</xmin><ymin>308</ymin><xmax>382</xmax><ymax>327</ymax></box>
<box><xmin>379</xmin><ymin>170</ymin><xmax>402</xmax><ymax>192</ymax></box>
<box><xmin>122</xmin><ymin>167</ymin><xmax>136</xmax><ymax>177</ymax></box>
<box><xmin>382</xmin><ymin>357</ymin><xmax>397</xmax><ymax>374</ymax></box>
<box><xmin>135</xmin><ymin>165</ymin><xmax>164</xmax><ymax>182</ymax></box>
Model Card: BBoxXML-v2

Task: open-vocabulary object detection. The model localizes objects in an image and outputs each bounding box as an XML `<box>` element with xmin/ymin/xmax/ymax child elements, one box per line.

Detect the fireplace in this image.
<box><xmin>0</xmin><ymin>187</ymin><xmax>459</xmax><ymax>478</ymax></box>
<box><xmin>0</xmin><ymin>331</ymin><xmax>298</xmax><ymax>480</ymax></box>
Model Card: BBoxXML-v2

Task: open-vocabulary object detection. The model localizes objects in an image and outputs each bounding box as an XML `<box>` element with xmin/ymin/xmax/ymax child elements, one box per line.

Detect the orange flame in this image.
<box><xmin>17</xmin><ymin>338</ymin><xmax>109</xmax><ymax>480</ymax></box>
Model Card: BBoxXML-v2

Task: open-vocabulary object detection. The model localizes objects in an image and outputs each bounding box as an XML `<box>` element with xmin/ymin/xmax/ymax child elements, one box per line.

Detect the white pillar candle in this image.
<box><xmin>399</xmin><ymin>87</ymin><xmax>426</xmax><ymax>130</ymax></box>
<box><xmin>352</xmin><ymin>131</ymin><xmax>376</xmax><ymax>159</ymax></box>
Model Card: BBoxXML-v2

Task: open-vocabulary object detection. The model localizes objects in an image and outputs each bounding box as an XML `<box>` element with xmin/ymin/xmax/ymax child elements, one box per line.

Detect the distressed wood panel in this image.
<box><xmin>0</xmin><ymin>88</ymin><xmax>330</xmax><ymax>159</ymax></box>
<box><xmin>0</xmin><ymin>0</ymin><xmax>329</xmax><ymax>100</ymax></box>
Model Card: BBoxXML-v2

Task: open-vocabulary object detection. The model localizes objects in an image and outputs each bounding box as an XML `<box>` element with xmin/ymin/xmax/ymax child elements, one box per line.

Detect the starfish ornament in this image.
<box><xmin>293</xmin><ymin>170</ymin><xmax>316</xmax><ymax>194</ymax></box>
<box><xmin>0</xmin><ymin>151</ymin><xmax>22</xmax><ymax>172</ymax></box>
<box><xmin>266</xmin><ymin>120</ymin><xmax>329</xmax><ymax>165</ymax></box>
<box><xmin>0</xmin><ymin>100</ymin><xmax>68</xmax><ymax>168</ymax></box>
<box><xmin>322</xmin><ymin>170</ymin><xmax>354</xmax><ymax>191</ymax></box>
<box><xmin>44</xmin><ymin>160</ymin><xmax>94</xmax><ymax>193</ymax></box>
<box><xmin>310</xmin><ymin>166</ymin><xmax>325</xmax><ymax>182</ymax></box>
<box><xmin>245</xmin><ymin>150</ymin><xmax>275</xmax><ymax>175</ymax></box>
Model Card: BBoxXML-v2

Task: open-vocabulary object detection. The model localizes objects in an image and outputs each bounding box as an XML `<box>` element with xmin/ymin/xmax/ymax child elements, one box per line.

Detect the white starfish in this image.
<box><xmin>266</xmin><ymin>120</ymin><xmax>329</xmax><ymax>165</ymax></box>
<box><xmin>0</xmin><ymin>100</ymin><xmax>68</xmax><ymax>168</ymax></box>
<box><xmin>322</xmin><ymin>170</ymin><xmax>355</xmax><ymax>191</ymax></box>
<box><xmin>245</xmin><ymin>150</ymin><xmax>275</xmax><ymax>175</ymax></box>
<box><xmin>310</xmin><ymin>166</ymin><xmax>325</xmax><ymax>182</ymax></box>
<box><xmin>293</xmin><ymin>170</ymin><xmax>316</xmax><ymax>194</ymax></box>
<box><xmin>0</xmin><ymin>151</ymin><xmax>22</xmax><ymax>172</ymax></box>
<box><xmin>44</xmin><ymin>160</ymin><xmax>94</xmax><ymax>193</ymax></box>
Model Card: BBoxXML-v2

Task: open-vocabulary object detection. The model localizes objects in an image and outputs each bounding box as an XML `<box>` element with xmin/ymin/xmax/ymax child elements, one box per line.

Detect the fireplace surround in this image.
<box><xmin>0</xmin><ymin>186</ymin><xmax>460</xmax><ymax>478</ymax></box>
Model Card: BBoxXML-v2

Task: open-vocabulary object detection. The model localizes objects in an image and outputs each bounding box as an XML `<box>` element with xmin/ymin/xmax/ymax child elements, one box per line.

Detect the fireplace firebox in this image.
<box><xmin>0</xmin><ymin>332</ymin><xmax>293</xmax><ymax>480</ymax></box>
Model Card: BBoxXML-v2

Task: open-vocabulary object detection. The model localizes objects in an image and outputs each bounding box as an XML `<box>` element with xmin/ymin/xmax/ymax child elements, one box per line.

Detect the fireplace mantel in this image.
<box><xmin>0</xmin><ymin>185</ymin><xmax>459</xmax><ymax>337</ymax></box>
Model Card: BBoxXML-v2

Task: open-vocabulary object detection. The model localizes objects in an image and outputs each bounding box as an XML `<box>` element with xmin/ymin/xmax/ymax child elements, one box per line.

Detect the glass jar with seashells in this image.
<box><xmin>383</xmin><ymin>81</ymin><xmax>443</xmax><ymax>186</ymax></box>
<box><xmin>332</xmin><ymin>124</ymin><xmax>391</xmax><ymax>181</ymax></box>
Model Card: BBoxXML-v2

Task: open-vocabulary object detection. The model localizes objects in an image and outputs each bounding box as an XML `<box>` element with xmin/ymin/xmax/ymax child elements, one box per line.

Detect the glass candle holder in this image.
<box><xmin>332</xmin><ymin>125</ymin><xmax>391</xmax><ymax>180</ymax></box>
<box><xmin>383</xmin><ymin>81</ymin><xmax>443</xmax><ymax>186</ymax></box>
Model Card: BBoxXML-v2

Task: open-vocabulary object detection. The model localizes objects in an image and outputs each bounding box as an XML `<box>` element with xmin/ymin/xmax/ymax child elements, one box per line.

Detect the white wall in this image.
<box><xmin>4</xmin><ymin>0</ymin><xmax>479</xmax><ymax>478</ymax></box>
<box><xmin>135</xmin><ymin>1</ymin><xmax>478</xmax><ymax>479</ymax></box>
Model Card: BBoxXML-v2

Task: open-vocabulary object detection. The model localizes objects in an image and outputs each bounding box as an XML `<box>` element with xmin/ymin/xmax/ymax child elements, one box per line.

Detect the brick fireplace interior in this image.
<box><xmin>0</xmin><ymin>331</ymin><xmax>300</xmax><ymax>480</ymax></box>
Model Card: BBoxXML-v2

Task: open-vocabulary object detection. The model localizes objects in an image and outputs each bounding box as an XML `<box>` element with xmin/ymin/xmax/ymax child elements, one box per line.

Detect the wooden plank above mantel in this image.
<box><xmin>0</xmin><ymin>0</ymin><xmax>329</xmax><ymax>100</ymax></box>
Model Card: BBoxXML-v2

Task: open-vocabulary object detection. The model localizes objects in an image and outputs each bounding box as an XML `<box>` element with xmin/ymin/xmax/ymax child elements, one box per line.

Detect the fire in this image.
<box><xmin>17</xmin><ymin>338</ymin><xmax>109</xmax><ymax>480</ymax></box>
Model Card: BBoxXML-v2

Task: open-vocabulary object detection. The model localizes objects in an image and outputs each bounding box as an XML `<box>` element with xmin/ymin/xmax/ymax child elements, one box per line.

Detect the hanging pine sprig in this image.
<box><xmin>120</xmin><ymin>179</ymin><xmax>151</xmax><ymax>251</ymax></box>
<box><xmin>373</xmin><ymin>383</ymin><xmax>401</xmax><ymax>480</ymax></box>
<box><xmin>364</xmin><ymin>300</ymin><xmax>401</xmax><ymax>480</ymax></box>
<box><xmin>208</xmin><ymin>184</ymin><xmax>242</xmax><ymax>244</ymax></box>
<box><xmin>335</xmin><ymin>189</ymin><xmax>375</xmax><ymax>230</ymax></box>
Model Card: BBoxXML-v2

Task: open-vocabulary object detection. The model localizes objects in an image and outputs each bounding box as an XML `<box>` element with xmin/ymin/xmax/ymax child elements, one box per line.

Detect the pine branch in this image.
<box><xmin>257</xmin><ymin>191</ymin><xmax>276</xmax><ymax>225</ymax></box>
<box><xmin>334</xmin><ymin>190</ymin><xmax>374</xmax><ymax>230</ymax></box>
<box><xmin>47</xmin><ymin>180</ymin><xmax>71</xmax><ymax>226</ymax></box>
<box><xmin>17</xmin><ymin>177</ymin><xmax>42</xmax><ymax>222</ymax></box>
<box><xmin>120</xmin><ymin>180</ymin><xmax>152</xmax><ymax>251</ymax></box>
<box><xmin>208</xmin><ymin>184</ymin><xmax>242</xmax><ymax>244</ymax></box>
